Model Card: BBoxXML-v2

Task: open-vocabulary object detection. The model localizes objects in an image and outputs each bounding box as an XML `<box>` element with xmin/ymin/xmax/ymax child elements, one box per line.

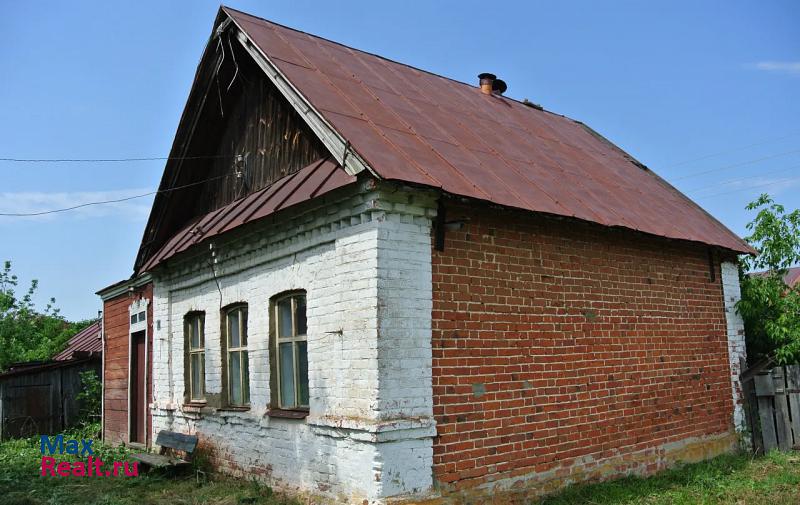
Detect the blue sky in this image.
<box><xmin>1</xmin><ymin>0</ymin><xmax>798</xmax><ymax>321</ymax></box>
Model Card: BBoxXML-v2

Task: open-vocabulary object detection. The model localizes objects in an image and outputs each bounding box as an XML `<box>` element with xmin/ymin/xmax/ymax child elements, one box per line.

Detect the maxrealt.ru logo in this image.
<box><xmin>40</xmin><ymin>435</ymin><xmax>138</xmax><ymax>477</ymax></box>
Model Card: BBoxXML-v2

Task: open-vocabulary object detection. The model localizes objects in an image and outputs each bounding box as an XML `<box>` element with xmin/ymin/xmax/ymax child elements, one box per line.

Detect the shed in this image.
<box><xmin>0</xmin><ymin>322</ymin><xmax>102</xmax><ymax>439</ymax></box>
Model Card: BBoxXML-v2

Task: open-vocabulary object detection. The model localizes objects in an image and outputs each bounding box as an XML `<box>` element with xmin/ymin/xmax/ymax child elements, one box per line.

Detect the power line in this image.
<box><xmin>0</xmin><ymin>154</ymin><xmax>236</xmax><ymax>163</ymax></box>
<box><xmin>670</xmin><ymin>149</ymin><xmax>800</xmax><ymax>181</ymax></box>
<box><xmin>661</xmin><ymin>131</ymin><xmax>800</xmax><ymax>169</ymax></box>
<box><xmin>0</xmin><ymin>174</ymin><xmax>233</xmax><ymax>217</ymax></box>
<box><xmin>684</xmin><ymin>163</ymin><xmax>800</xmax><ymax>193</ymax></box>
<box><xmin>694</xmin><ymin>175</ymin><xmax>800</xmax><ymax>199</ymax></box>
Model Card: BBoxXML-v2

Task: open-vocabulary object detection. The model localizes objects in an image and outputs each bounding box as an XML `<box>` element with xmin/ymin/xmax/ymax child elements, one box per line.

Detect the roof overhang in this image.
<box><xmin>96</xmin><ymin>273</ymin><xmax>152</xmax><ymax>301</ymax></box>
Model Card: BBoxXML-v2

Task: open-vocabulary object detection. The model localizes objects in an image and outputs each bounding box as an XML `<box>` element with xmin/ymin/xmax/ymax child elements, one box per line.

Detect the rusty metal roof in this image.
<box><xmin>142</xmin><ymin>157</ymin><xmax>355</xmax><ymax>270</ymax></box>
<box><xmin>53</xmin><ymin>321</ymin><xmax>102</xmax><ymax>361</ymax></box>
<box><xmin>222</xmin><ymin>6</ymin><xmax>753</xmax><ymax>254</ymax></box>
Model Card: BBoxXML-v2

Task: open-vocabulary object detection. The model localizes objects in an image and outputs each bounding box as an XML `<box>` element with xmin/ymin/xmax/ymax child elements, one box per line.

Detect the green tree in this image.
<box><xmin>737</xmin><ymin>194</ymin><xmax>800</xmax><ymax>364</ymax></box>
<box><xmin>0</xmin><ymin>260</ymin><xmax>92</xmax><ymax>371</ymax></box>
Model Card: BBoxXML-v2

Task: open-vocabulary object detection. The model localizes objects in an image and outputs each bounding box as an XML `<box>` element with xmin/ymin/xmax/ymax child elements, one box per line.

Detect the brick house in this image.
<box><xmin>97</xmin><ymin>6</ymin><xmax>753</xmax><ymax>504</ymax></box>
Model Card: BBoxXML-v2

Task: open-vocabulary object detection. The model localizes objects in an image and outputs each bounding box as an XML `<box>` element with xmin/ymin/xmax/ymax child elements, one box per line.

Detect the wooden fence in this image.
<box><xmin>741</xmin><ymin>364</ymin><xmax>800</xmax><ymax>453</ymax></box>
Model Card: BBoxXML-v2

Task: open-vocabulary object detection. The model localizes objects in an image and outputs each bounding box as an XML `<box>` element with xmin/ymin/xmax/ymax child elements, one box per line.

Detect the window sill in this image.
<box><xmin>217</xmin><ymin>406</ymin><xmax>251</xmax><ymax>412</ymax></box>
<box><xmin>267</xmin><ymin>409</ymin><xmax>309</xmax><ymax>420</ymax></box>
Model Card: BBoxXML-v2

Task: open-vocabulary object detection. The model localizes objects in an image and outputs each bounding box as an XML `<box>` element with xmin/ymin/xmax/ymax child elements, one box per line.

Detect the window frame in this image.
<box><xmin>184</xmin><ymin>312</ymin><xmax>206</xmax><ymax>404</ymax></box>
<box><xmin>223</xmin><ymin>304</ymin><xmax>250</xmax><ymax>408</ymax></box>
<box><xmin>270</xmin><ymin>291</ymin><xmax>309</xmax><ymax>412</ymax></box>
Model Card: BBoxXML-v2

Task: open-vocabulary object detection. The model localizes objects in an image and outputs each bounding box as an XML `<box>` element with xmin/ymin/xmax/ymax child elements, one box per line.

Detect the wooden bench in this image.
<box><xmin>130</xmin><ymin>430</ymin><xmax>198</xmax><ymax>469</ymax></box>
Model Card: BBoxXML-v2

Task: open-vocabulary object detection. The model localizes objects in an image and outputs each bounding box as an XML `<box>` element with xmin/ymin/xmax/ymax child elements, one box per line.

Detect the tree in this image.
<box><xmin>737</xmin><ymin>194</ymin><xmax>800</xmax><ymax>365</ymax></box>
<box><xmin>0</xmin><ymin>260</ymin><xmax>92</xmax><ymax>371</ymax></box>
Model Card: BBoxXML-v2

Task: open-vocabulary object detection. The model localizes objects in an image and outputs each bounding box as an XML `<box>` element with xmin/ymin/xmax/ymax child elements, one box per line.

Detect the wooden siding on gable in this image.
<box><xmin>137</xmin><ymin>36</ymin><xmax>327</xmax><ymax>272</ymax></box>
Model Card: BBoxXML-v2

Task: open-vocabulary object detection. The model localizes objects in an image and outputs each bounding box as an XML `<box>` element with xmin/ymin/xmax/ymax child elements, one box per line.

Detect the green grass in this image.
<box><xmin>3</xmin><ymin>427</ymin><xmax>799</xmax><ymax>504</ymax></box>
<box><xmin>538</xmin><ymin>451</ymin><xmax>800</xmax><ymax>505</ymax></box>
<box><xmin>0</xmin><ymin>424</ymin><xmax>299</xmax><ymax>505</ymax></box>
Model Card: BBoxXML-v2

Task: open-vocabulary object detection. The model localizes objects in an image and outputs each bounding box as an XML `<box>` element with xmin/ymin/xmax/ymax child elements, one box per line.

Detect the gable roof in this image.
<box><xmin>215</xmin><ymin>6</ymin><xmax>752</xmax><ymax>256</ymax></box>
<box><xmin>53</xmin><ymin>321</ymin><xmax>102</xmax><ymax>361</ymax></box>
<box><xmin>750</xmin><ymin>266</ymin><xmax>800</xmax><ymax>288</ymax></box>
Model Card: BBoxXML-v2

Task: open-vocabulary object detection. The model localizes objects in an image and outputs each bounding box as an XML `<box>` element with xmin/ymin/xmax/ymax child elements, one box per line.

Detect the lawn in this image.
<box><xmin>2</xmin><ymin>427</ymin><xmax>799</xmax><ymax>505</ymax></box>
<box><xmin>539</xmin><ymin>451</ymin><xmax>800</xmax><ymax>505</ymax></box>
<box><xmin>0</xmin><ymin>424</ymin><xmax>299</xmax><ymax>505</ymax></box>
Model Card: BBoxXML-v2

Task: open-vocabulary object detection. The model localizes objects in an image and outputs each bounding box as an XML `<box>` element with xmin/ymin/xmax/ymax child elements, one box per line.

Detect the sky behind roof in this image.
<box><xmin>1</xmin><ymin>0</ymin><xmax>798</xmax><ymax>321</ymax></box>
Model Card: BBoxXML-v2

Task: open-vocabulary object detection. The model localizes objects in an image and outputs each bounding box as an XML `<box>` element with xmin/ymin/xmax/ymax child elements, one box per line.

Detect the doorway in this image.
<box><xmin>129</xmin><ymin>330</ymin><xmax>146</xmax><ymax>444</ymax></box>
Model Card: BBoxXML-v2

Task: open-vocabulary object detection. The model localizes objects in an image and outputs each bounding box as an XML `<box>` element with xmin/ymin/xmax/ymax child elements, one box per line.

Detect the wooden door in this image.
<box><xmin>129</xmin><ymin>330</ymin><xmax>146</xmax><ymax>444</ymax></box>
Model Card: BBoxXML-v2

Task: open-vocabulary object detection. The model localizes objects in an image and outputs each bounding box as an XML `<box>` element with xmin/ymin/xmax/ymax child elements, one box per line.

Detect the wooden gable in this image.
<box><xmin>135</xmin><ymin>12</ymin><xmax>327</xmax><ymax>272</ymax></box>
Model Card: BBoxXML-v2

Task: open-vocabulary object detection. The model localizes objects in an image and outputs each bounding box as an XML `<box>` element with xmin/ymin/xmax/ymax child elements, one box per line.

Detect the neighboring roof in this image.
<box><xmin>142</xmin><ymin>157</ymin><xmax>356</xmax><ymax>271</ymax></box>
<box><xmin>53</xmin><ymin>321</ymin><xmax>102</xmax><ymax>361</ymax></box>
<box><xmin>220</xmin><ymin>6</ymin><xmax>753</xmax><ymax>255</ymax></box>
<box><xmin>750</xmin><ymin>266</ymin><xmax>800</xmax><ymax>288</ymax></box>
<box><xmin>0</xmin><ymin>356</ymin><xmax>97</xmax><ymax>380</ymax></box>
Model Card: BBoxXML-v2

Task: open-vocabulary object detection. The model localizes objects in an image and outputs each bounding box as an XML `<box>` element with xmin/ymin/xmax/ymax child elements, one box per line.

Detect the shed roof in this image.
<box><xmin>142</xmin><ymin>157</ymin><xmax>355</xmax><ymax>270</ymax></box>
<box><xmin>219</xmin><ymin>6</ymin><xmax>752</xmax><ymax>255</ymax></box>
<box><xmin>53</xmin><ymin>321</ymin><xmax>102</xmax><ymax>361</ymax></box>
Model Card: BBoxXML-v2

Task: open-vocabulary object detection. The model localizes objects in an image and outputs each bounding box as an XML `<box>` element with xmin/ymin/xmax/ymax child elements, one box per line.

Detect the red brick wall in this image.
<box><xmin>431</xmin><ymin>203</ymin><xmax>734</xmax><ymax>490</ymax></box>
<box><xmin>102</xmin><ymin>283</ymin><xmax>153</xmax><ymax>446</ymax></box>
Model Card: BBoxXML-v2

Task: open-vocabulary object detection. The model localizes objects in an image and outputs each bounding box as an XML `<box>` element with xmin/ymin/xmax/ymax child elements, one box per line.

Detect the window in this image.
<box><xmin>225</xmin><ymin>305</ymin><xmax>250</xmax><ymax>406</ymax></box>
<box><xmin>272</xmin><ymin>292</ymin><xmax>308</xmax><ymax>410</ymax></box>
<box><xmin>184</xmin><ymin>313</ymin><xmax>205</xmax><ymax>402</ymax></box>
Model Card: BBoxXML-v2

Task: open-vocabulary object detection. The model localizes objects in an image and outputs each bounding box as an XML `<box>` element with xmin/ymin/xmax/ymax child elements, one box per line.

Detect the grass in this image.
<box><xmin>0</xmin><ymin>424</ymin><xmax>299</xmax><ymax>505</ymax></box>
<box><xmin>2</xmin><ymin>427</ymin><xmax>799</xmax><ymax>505</ymax></box>
<box><xmin>539</xmin><ymin>451</ymin><xmax>800</xmax><ymax>505</ymax></box>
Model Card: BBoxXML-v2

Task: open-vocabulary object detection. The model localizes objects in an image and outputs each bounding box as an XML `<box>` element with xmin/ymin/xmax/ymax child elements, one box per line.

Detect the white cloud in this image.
<box><xmin>0</xmin><ymin>188</ymin><xmax>153</xmax><ymax>221</ymax></box>
<box><xmin>753</xmin><ymin>61</ymin><xmax>800</xmax><ymax>75</ymax></box>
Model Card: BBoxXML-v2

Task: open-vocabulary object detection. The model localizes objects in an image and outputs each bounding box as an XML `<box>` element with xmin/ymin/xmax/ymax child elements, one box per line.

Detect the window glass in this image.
<box><xmin>298</xmin><ymin>341</ymin><xmax>309</xmax><ymax>406</ymax></box>
<box><xmin>241</xmin><ymin>352</ymin><xmax>250</xmax><ymax>404</ymax></box>
<box><xmin>230</xmin><ymin>351</ymin><xmax>242</xmax><ymax>405</ymax></box>
<box><xmin>279</xmin><ymin>342</ymin><xmax>296</xmax><ymax>408</ymax></box>
<box><xmin>278</xmin><ymin>299</ymin><xmax>293</xmax><ymax>339</ymax></box>
<box><xmin>228</xmin><ymin>310</ymin><xmax>240</xmax><ymax>348</ymax></box>
<box><xmin>295</xmin><ymin>297</ymin><xmax>307</xmax><ymax>335</ymax></box>
<box><xmin>190</xmin><ymin>353</ymin><xmax>204</xmax><ymax>399</ymax></box>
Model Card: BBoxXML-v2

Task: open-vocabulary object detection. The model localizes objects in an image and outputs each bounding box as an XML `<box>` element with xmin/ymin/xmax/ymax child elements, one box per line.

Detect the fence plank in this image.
<box><xmin>772</xmin><ymin>367</ymin><xmax>793</xmax><ymax>451</ymax></box>
<box><xmin>755</xmin><ymin>372</ymin><xmax>779</xmax><ymax>452</ymax></box>
<box><xmin>786</xmin><ymin>365</ymin><xmax>800</xmax><ymax>448</ymax></box>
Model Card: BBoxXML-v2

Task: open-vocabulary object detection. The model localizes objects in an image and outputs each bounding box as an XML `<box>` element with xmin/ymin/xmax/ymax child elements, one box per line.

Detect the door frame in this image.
<box><xmin>127</xmin><ymin>298</ymin><xmax>149</xmax><ymax>446</ymax></box>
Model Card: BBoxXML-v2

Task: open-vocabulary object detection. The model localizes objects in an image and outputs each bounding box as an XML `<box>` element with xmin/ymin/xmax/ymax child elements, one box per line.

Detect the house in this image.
<box><xmin>97</xmin><ymin>6</ymin><xmax>753</xmax><ymax>504</ymax></box>
<box><xmin>0</xmin><ymin>321</ymin><xmax>101</xmax><ymax>440</ymax></box>
<box><xmin>751</xmin><ymin>266</ymin><xmax>800</xmax><ymax>288</ymax></box>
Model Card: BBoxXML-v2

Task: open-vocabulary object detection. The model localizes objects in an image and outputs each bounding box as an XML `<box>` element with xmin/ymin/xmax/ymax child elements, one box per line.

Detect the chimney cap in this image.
<box><xmin>492</xmin><ymin>79</ymin><xmax>507</xmax><ymax>95</ymax></box>
<box><xmin>478</xmin><ymin>72</ymin><xmax>497</xmax><ymax>80</ymax></box>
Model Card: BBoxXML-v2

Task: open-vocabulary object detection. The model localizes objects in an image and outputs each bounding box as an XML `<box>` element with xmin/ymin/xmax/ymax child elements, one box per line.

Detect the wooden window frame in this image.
<box><xmin>222</xmin><ymin>304</ymin><xmax>250</xmax><ymax>408</ymax></box>
<box><xmin>184</xmin><ymin>312</ymin><xmax>206</xmax><ymax>404</ymax></box>
<box><xmin>269</xmin><ymin>291</ymin><xmax>309</xmax><ymax>413</ymax></box>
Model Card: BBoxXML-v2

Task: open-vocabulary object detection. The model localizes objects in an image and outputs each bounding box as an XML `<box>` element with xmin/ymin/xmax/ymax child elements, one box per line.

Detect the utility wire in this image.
<box><xmin>670</xmin><ymin>149</ymin><xmax>800</xmax><ymax>181</ymax></box>
<box><xmin>661</xmin><ymin>131</ymin><xmax>800</xmax><ymax>169</ymax></box>
<box><xmin>693</xmin><ymin>175</ymin><xmax>800</xmax><ymax>199</ymax></box>
<box><xmin>684</xmin><ymin>163</ymin><xmax>800</xmax><ymax>193</ymax></box>
<box><xmin>0</xmin><ymin>173</ymin><xmax>233</xmax><ymax>217</ymax></box>
<box><xmin>0</xmin><ymin>154</ymin><xmax>236</xmax><ymax>163</ymax></box>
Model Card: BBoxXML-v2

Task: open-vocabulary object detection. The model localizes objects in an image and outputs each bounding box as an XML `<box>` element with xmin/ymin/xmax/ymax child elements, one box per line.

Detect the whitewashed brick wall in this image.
<box><xmin>721</xmin><ymin>261</ymin><xmax>747</xmax><ymax>433</ymax></box>
<box><xmin>149</xmin><ymin>181</ymin><xmax>437</xmax><ymax>503</ymax></box>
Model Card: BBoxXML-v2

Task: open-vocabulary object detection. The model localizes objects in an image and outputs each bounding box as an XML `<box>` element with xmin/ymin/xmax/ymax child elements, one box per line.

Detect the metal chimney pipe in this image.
<box><xmin>478</xmin><ymin>73</ymin><xmax>496</xmax><ymax>95</ymax></box>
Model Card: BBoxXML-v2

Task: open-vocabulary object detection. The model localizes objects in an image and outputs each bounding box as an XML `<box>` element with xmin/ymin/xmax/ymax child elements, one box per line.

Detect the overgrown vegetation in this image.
<box><xmin>0</xmin><ymin>424</ymin><xmax>299</xmax><ymax>505</ymax></box>
<box><xmin>76</xmin><ymin>370</ymin><xmax>102</xmax><ymax>426</ymax></box>
<box><xmin>0</xmin><ymin>260</ymin><xmax>93</xmax><ymax>371</ymax></box>
<box><xmin>539</xmin><ymin>451</ymin><xmax>800</xmax><ymax>504</ymax></box>
<box><xmin>737</xmin><ymin>194</ymin><xmax>800</xmax><ymax>364</ymax></box>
